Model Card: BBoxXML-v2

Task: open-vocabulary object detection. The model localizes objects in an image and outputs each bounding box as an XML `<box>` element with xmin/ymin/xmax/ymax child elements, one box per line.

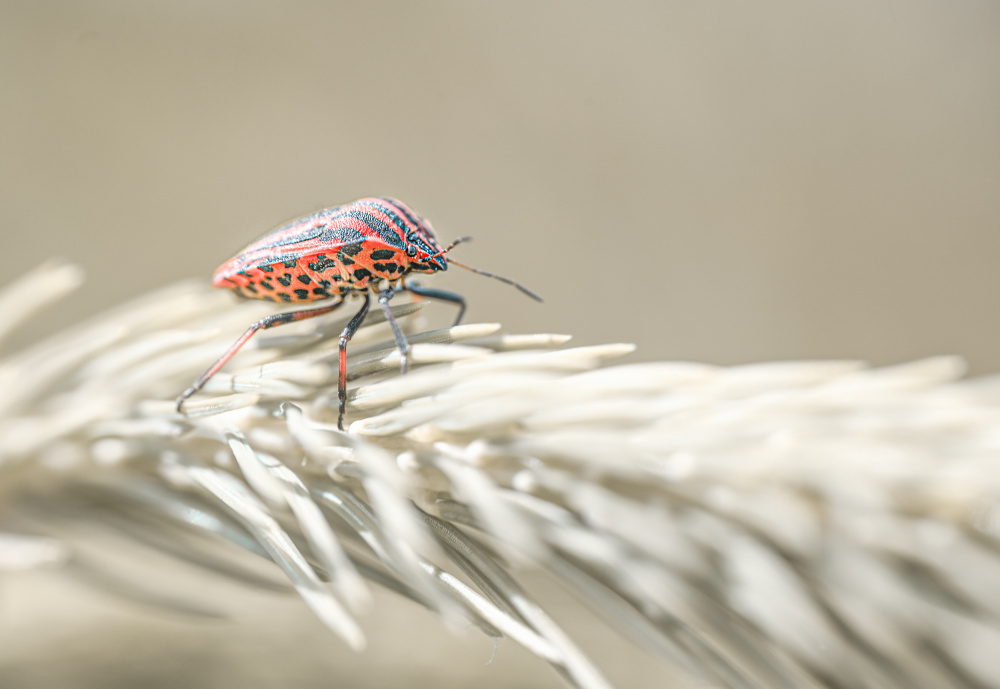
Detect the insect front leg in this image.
<box><xmin>177</xmin><ymin>299</ymin><xmax>345</xmax><ymax>413</ymax></box>
<box><xmin>377</xmin><ymin>287</ymin><xmax>410</xmax><ymax>375</ymax></box>
<box><xmin>406</xmin><ymin>283</ymin><xmax>466</xmax><ymax>326</ymax></box>
<box><xmin>338</xmin><ymin>292</ymin><xmax>372</xmax><ymax>431</ymax></box>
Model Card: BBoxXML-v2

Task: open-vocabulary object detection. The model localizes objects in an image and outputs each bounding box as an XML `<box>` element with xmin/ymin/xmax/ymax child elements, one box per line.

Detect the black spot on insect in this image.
<box><xmin>353</xmin><ymin>268</ymin><xmax>371</xmax><ymax>281</ymax></box>
<box><xmin>370</xmin><ymin>249</ymin><xmax>395</xmax><ymax>261</ymax></box>
<box><xmin>318</xmin><ymin>279</ymin><xmax>331</xmax><ymax>288</ymax></box>
<box><xmin>294</xmin><ymin>289</ymin><xmax>310</xmax><ymax>300</ymax></box>
<box><xmin>284</xmin><ymin>258</ymin><xmax>297</xmax><ymax>269</ymax></box>
<box><xmin>373</xmin><ymin>262</ymin><xmax>386</xmax><ymax>272</ymax></box>
<box><xmin>338</xmin><ymin>253</ymin><xmax>355</xmax><ymax>266</ymax></box>
<box><xmin>277</xmin><ymin>273</ymin><xmax>292</xmax><ymax>287</ymax></box>
<box><xmin>260</xmin><ymin>280</ymin><xmax>275</xmax><ymax>291</ymax></box>
<box><xmin>313</xmin><ymin>287</ymin><xmax>331</xmax><ymax>298</ymax></box>
<box><xmin>258</xmin><ymin>265</ymin><xmax>274</xmax><ymax>273</ymax></box>
<box><xmin>331</xmin><ymin>274</ymin><xmax>342</xmax><ymax>282</ymax></box>
<box><xmin>297</xmin><ymin>274</ymin><xmax>312</xmax><ymax>285</ymax></box>
<box><xmin>239</xmin><ymin>270</ymin><xmax>252</xmax><ymax>278</ymax></box>
<box><xmin>245</xmin><ymin>282</ymin><xmax>259</xmax><ymax>294</ymax></box>
<box><xmin>308</xmin><ymin>254</ymin><xmax>338</xmax><ymax>272</ymax></box>
<box><xmin>278</xmin><ymin>292</ymin><xmax>292</xmax><ymax>303</ymax></box>
<box><xmin>385</xmin><ymin>262</ymin><xmax>398</xmax><ymax>273</ymax></box>
<box><xmin>339</xmin><ymin>286</ymin><xmax>351</xmax><ymax>296</ymax></box>
<box><xmin>341</xmin><ymin>243</ymin><xmax>364</xmax><ymax>257</ymax></box>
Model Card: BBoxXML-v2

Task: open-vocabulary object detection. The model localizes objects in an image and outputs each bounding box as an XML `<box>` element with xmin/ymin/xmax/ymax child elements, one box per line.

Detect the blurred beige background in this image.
<box><xmin>2</xmin><ymin>1</ymin><xmax>999</xmax><ymax>372</ymax></box>
<box><xmin>2</xmin><ymin>2</ymin><xmax>1000</xmax><ymax>688</ymax></box>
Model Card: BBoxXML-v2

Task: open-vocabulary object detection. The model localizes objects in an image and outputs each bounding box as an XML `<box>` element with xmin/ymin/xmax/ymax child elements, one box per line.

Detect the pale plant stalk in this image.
<box><xmin>1</xmin><ymin>261</ymin><xmax>999</xmax><ymax>689</ymax></box>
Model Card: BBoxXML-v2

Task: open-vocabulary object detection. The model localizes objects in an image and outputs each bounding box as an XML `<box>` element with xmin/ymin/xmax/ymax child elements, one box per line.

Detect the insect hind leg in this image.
<box><xmin>176</xmin><ymin>299</ymin><xmax>344</xmax><ymax>413</ymax></box>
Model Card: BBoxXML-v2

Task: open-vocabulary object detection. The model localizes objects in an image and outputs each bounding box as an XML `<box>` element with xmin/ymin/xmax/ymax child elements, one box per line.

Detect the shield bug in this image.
<box><xmin>176</xmin><ymin>197</ymin><xmax>542</xmax><ymax>429</ymax></box>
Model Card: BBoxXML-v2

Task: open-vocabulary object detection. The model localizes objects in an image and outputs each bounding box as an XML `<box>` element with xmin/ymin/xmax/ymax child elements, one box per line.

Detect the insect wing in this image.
<box><xmin>214</xmin><ymin>209</ymin><xmax>364</xmax><ymax>284</ymax></box>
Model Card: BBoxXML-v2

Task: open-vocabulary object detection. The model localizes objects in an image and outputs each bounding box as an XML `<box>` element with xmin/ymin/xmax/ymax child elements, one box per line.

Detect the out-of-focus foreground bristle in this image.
<box><xmin>2</xmin><ymin>261</ymin><xmax>999</xmax><ymax>689</ymax></box>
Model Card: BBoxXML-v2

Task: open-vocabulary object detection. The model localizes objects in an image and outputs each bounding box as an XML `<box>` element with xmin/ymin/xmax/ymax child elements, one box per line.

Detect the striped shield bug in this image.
<box><xmin>176</xmin><ymin>197</ymin><xmax>542</xmax><ymax>429</ymax></box>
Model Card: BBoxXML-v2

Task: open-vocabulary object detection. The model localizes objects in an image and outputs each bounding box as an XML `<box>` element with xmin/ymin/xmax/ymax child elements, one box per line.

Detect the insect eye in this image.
<box><xmin>406</xmin><ymin>245</ymin><xmax>418</xmax><ymax>257</ymax></box>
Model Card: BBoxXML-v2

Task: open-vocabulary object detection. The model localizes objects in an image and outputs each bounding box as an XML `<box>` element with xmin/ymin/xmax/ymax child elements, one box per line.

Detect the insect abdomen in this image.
<box><xmin>218</xmin><ymin>244</ymin><xmax>411</xmax><ymax>304</ymax></box>
<box><xmin>217</xmin><ymin>256</ymin><xmax>342</xmax><ymax>304</ymax></box>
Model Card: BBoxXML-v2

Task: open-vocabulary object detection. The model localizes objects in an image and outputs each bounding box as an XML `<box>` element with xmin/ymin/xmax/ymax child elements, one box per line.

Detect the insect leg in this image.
<box><xmin>406</xmin><ymin>283</ymin><xmax>466</xmax><ymax>327</ymax></box>
<box><xmin>377</xmin><ymin>287</ymin><xmax>410</xmax><ymax>375</ymax></box>
<box><xmin>338</xmin><ymin>292</ymin><xmax>372</xmax><ymax>431</ymax></box>
<box><xmin>177</xmin><ymin>300</ymin><xmax>345</xmax><ymax>412</ymax></box>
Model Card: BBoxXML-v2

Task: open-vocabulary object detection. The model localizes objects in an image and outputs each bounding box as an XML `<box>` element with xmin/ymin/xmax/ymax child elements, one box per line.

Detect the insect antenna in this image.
<box><xmin>426</xmin><ymin>236</ymin><xmax>543</xmax><ymax>302</ymax></box>
<box><xmin>449</xmin><ymin>258</ymin><xmax>543</xmax><ymax>302</ymax></box>
<box><xmin>426</xmin><ymin>236</ymin><xmax>473</xmax><ymax>259</ymax></box>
